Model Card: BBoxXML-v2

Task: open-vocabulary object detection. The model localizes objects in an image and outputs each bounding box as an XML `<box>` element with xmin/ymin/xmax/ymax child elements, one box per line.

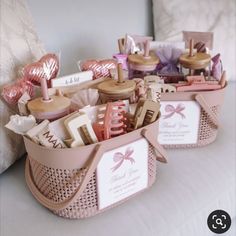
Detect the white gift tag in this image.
<box><xmin>51</xmin><ymin>71</ymin><xmax>93</xmax><ymax>87</ymax></box>
<box><xmin>96</xmin><ymin>138</ymin><xmax>149</xmax><ymax>210</ymax></box>
<box><xmin>158</xmin><ymin>101</ymin><xmax>200</xmax><ymax>145</ymax></box>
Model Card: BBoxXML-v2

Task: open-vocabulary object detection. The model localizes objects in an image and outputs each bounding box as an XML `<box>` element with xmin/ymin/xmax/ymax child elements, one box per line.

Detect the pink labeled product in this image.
<box><xmin>113</xmin><ymin>54</ymin><xmax>128</xmax><ymax>70</ymax></box>
<box><xmin>113</xmin><ymin>38</ymin><xmax>128</xmax><ymax>70</ymax></box>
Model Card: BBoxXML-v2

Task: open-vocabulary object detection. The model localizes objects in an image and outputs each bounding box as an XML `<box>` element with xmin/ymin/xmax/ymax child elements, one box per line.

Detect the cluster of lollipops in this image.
<box><xmin>2</xmin><ymin>53</ymin><xmax>59</xmax><ymax>105</ymax></box>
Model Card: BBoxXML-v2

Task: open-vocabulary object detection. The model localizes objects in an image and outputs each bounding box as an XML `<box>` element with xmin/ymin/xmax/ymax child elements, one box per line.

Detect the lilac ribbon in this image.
<box><xmin>163</xmin><ymin>104</ymin><xmax>186</xmax><ymax>119</ymax></box>
<box><xmin>111</xmin><ymin>147</ymin><xmax>135</xmax><ymax>172</ymax></box>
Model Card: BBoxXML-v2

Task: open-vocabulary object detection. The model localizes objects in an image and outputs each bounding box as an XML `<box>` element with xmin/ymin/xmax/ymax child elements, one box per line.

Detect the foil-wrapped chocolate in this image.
<box><xmin>22</xmin><ymin>53</ymin><xmax>59</xmax><ymax>86</ymax></box>
<box><xmin>194</xmin><ymin>41</ymin><xmax>207</xmax><ymax>53</ymax></box>
<box><xmin>80</xmin><ymin>59</ymin><xmax>117</xmax><ymax>79</ymax></box>
<box><xmin>1</xmin><ymin>79</ymin><xmax>35</xmax><ymax>105</ymax></box>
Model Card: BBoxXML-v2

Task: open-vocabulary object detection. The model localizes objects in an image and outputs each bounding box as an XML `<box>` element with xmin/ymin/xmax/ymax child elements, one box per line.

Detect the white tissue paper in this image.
<box><xmin>71</xmin><ymin>88</ymin><xmax>99</xmax><ymax>110</ymax></box>
<box><xmin>5</xmin><ymin>114</ymin><xmax>37</xmax><ymax>135</ymax></box>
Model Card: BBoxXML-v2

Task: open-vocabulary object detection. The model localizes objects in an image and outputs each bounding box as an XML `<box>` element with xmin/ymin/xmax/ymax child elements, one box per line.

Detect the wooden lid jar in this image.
<box><xmin>179</xmin><ymin>39</ymin><xmax>211</xmax><ymax>71</ymax></box>
<box><xmin>128</xmin><ymin>40</ymin><xmax>159</xmax><ymax>72</ymax></box>
<box><xmin>27</xmin><ymin>77</ymin><xmax>71</xmax><ymax>121</ymax></box>
<box><xmin>97</xmin><ymin>63</ymin><xmax>136</xmax><ymax>103</ymax></box>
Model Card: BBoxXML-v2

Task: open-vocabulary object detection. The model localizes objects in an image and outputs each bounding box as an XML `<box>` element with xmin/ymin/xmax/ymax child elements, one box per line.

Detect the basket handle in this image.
<box><xmin>25</xmin><ymin>128</ymin><xmax>167</xmax><ymax>211</ymax></box>
<box><xmin>25</xmin><ymin>143</ymin><xmax>105</xmax><ymax>211</ymax></box>
<box><xmin>195</xmin><ymin>94</ymin><xmax>219</xmax><ymax>128</ymax></box>
<box><xmin>141</xmin><ymin>128</ymin><xmax>168</xmax><ymax>163</ymax></box>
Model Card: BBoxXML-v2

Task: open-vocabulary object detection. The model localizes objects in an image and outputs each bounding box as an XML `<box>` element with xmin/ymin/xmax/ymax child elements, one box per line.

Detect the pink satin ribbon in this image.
<box><xmin>111</xmin><ymin>147</ymin><xmax>135</xmax><ymax>172</ymax></box>
<box><xmin>163</xmin><ymin>103</ymin><xmax>186</xmax><ymax>119</ymax></box>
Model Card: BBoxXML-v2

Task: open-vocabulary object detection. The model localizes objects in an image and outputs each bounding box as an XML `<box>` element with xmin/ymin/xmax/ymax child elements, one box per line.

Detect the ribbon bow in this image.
<box><xmin>163</xmin><ymin>103</ymin><xmax>186</xmax><ymax>119</ymax></box>
<box><xmin>111</xmin><ymin>147</ymin><xmax>135</xmax><ymax>172</ymax></box>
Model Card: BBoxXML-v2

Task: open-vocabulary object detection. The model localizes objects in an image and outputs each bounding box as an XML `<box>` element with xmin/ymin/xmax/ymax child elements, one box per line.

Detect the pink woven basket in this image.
<box><xmin>159</xmin><ymin>83</ymin><xmax>227</xmax><ymax>148</ymax></box>
<box><xmin>24</xmin><ymin>118</ymin><xmax>167</xmax><ymax>219</ymax></box>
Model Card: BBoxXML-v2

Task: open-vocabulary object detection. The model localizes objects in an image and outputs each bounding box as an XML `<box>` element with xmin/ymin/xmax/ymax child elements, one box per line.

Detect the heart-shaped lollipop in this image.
<box><xmin>23</xmin><ymin>53</ymin><xmax>59</xmax><ymax>86</ymax></box>
<box><xmin>81</xmin><ymin>59</ymin><xmax>117</xmax><ymax>79</ymax></box>
<box><xmin>194</xmin><ymin>41</ymin><xmax>207</xmax><ymax>53</ymax></box>
<box><xmin>1</xmin><ymin>79</ymin><xmax>34</xmax><ymax>105</ymax></box>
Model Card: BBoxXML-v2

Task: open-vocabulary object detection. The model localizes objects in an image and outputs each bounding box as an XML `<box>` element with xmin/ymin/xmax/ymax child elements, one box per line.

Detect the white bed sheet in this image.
<box><xmin>0</xmin><ymin>83</ymin><xmax>235</xmax><ymax>236</ymax></box>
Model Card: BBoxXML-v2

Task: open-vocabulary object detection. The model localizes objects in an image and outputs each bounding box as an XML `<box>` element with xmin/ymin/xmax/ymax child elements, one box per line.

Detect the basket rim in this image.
<box><xmin>23</xmin><ymin>116</ymin><xmax>160</xmax><ymax>152</ymax></box>
<box><xmin>23</xmin><ymin>117</ymin><xmax>161</xmax><ymax>170</ymax></box>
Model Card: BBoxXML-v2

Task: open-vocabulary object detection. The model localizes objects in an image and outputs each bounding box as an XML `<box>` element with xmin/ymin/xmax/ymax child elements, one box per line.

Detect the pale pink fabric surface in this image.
<box><xmin>0</xmin><ymin>0</ymin><xmax>45</xmax><ymax>174</ymax></box>
<box><xmin>152</xmin><ymin>0</ymin><xmax>236</xmax><ymax>80</ymax></box>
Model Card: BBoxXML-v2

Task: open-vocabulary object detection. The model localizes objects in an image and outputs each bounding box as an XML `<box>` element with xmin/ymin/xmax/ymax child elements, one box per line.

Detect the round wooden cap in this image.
<box><xmin>27</xmin><ymin>95</ymin><xmax>71</xmax><ymax>113</ymax></box>
<box><xmin>97</xmin><ymin>79</ymin><xmax>136</xmax><ymax>95</ymax></box>
<box><xmin>179</xmin><ymin>52</ymin><xmax>211</xmax><ymax>70</ymax></box>
<box><xmin>128</xmin><ymin>51</ymin><xmax>159</xmax><ymax>65</ymax></box>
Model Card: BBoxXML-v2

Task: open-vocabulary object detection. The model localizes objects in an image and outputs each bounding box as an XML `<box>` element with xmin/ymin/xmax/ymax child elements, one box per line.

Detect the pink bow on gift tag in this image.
<box><xmin>111</xmin><ymin>147</ymin><xmax>135</xmax><ymax>172</ymax></box>
<box><xmin>163</xmin><ymin>103</ymin><xmax>186</xmax><ymax>119</ymax></box>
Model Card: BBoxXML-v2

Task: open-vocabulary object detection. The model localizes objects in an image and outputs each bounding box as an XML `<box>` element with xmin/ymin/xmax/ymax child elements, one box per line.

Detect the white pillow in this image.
<box><xmin>0</xmin><ymin>0</ymin><xmax>45</xmax><ymax>173</ymax></box>
<box><xmin>152</xmin><ymin>0</ymin><xmax>236</xmax><ymax>80</ymax></box>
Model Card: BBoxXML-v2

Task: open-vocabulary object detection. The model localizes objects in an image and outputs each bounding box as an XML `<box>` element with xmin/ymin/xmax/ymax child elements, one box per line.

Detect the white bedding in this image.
<box><xmin>0</xmin><ymin>82</ymin><xmax>235</xmax><ymax>236</ymax></box>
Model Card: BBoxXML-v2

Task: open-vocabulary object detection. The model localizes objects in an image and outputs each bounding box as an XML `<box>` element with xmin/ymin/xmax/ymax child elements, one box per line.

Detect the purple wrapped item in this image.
<box><xmin>212</xmin><ymin>53</ymin><xmax>223</xmax><ymax>80</ymax></box>
<box><xmin>155</xmin><ymin>46</ymin><xmax>183</xmax><ymax>74</ymax></box>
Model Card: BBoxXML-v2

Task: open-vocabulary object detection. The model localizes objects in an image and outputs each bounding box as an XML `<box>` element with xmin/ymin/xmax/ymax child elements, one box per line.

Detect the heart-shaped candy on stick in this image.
<box><xmin>1</xmin><ymin>79</ymin><xmax>34</xmax><ymax>105</ymax></box>
<box><xmin>23</xmin><ymin>53</ymin><xmax>59</xmax><ymax>86</ymax></box>
<box><xmin>80</xmin><ymin>59</ymin><xmax>117</xmax><ymax>79</ymax></box>
<box><xmin>25</xmin><ymin>54</ymin><xmax>71</xmax><ymax>121</ymax></box>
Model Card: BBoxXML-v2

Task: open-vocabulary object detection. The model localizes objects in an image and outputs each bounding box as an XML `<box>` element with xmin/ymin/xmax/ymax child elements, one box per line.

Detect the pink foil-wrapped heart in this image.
<box><xmin>1</xmin><ymin>79</ymin><xmax>34</xmax><ymax>105</ymax></box>
<box><xmin>81</xmin><ymin>59</ymin><xmax>117</xmax><ymax>79</ymax></box>
<box><xmin>212</xmin><ymin>53</ymin><xmax>223</xmax><ymax>80</ymax></box>
<box><xmin>23</xmin><ymin>53</ymin><xmax>59</xmax><ymax>86</ymax></box>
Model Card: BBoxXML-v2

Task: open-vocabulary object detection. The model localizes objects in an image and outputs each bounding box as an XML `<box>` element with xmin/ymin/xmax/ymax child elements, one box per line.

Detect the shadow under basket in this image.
<box><xmin>158</xmin><ymin>83</ymin><xmax>227</xmax><ymax>148</ymax></box>
<box><xmin>24</xmin><ymin>119</ymin><xmax>167</xmax><ymax>219</ymax></box>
